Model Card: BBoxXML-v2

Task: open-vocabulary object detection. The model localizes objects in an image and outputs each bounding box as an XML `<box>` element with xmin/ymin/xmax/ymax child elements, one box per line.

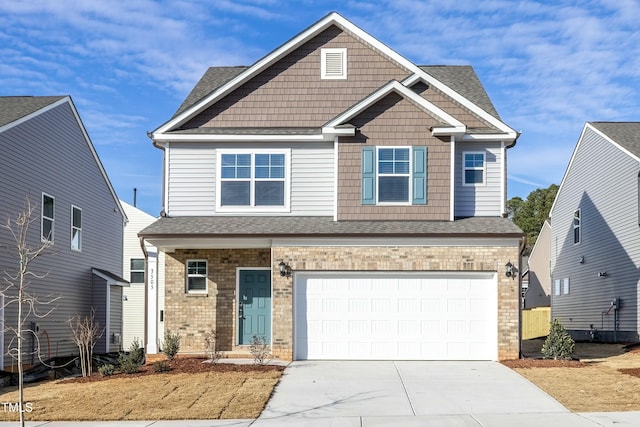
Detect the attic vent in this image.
<box><xmin>321</xmin><ymin>48</ymin><xmax>347</xmax><ymax>79</ymax></box>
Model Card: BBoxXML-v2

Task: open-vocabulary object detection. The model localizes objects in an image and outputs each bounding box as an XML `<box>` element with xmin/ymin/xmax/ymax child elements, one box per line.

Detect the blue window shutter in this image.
<box><xmin>412</xmin><ymin>146</ymin><xmax>427</xmax><ymax>205</ymax></box>
<box><xmin>362</xmin><ymin>147</ymin><xmax>376</xmax><ymax>205</ymax></box>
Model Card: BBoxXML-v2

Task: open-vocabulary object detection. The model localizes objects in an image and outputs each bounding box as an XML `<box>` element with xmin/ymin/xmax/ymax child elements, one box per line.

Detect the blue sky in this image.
<box><xmin>2</xmin><ymin>0</ymin><xmax>639</xmax><ymax>216</ymax></box>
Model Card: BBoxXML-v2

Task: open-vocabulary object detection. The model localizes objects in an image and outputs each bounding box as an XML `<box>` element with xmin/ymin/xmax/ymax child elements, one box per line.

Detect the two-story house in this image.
<box><xmin>549</xmin><ymin>122</ymin><xmax>640</xmax><ymax>343</ymax></box>
<box><xmin>139</xmin><ymin>13</ymin><xmax>524</xmax><ymax>361</ymax></box>
<box><xmin>0</xmin><ymin>96</ymin><xmax>128</xmax><ymax>369</ymax></box>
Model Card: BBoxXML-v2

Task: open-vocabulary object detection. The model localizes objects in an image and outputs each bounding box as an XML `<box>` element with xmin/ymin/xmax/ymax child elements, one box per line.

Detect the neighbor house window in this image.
<box><xmin>217</xmin><ymin>149</ymin><xmax>289</xmax><ymax>212</ymax></box>
<box><xmin>321</xmin><ymin>48</ymin><xmax>347</xmax><ymax>79</ymax></box>
<box><xmin>554</xmin><ymin>278</ymin><xmax>570</xmax><ymax>296</ymax></box>
<box><xmin>71</xmin><ymin>205</ymin><xmax>82</xmax><ymax>251</ymax></box>
<box><xmin>130</xmin><ymin>259</ymin><xmax>145</xmax><ymax>283</ymax></box>
<box><xmin>463</xmin><ymin>152</ymin><xmax>485</xmax><ymax>185</ymax></box>
<box><xmin>186</xmin><ymin>260</ymin><xmax>207</xmax><ymax>293</ymax></box>
<box><xmin>361</xmin><ymin>146</ymin><xmax>427</xmax><ymax>205</ymax></box>
<box><xmin>41</xmin><ymin>193</ymin><xmax>54</xmax><ymax>242</ymax></box>
<box><xmin>573</xmin><ymin>209</ymin><xmax>581</xmax><ymax>244</ymax></box>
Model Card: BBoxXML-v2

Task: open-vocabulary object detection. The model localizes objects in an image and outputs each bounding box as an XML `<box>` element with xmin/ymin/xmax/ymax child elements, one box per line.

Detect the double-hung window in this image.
<box><xmin>41</xmin><ymin>193</ymin><xmax>54</xmax><ymax>242</ymax></box>
<box><xmin>71</xmin><ymin>205</ymin><xmax>82</xmax><ymax>251</ymax></box>
<box><xmin>217</xmin><ymin>149</ymin><xmax>289</xmax><ymax>212</ymax></box>
<box><xmin>186</xmin><ymin>260</ymin><xmax>207</xmax><ymax>293</ymax></box>
<box><xmin>130</xmin><ymin>259</ymin><xmax>145</xmax><ymax>283</ymax></box>
<box><xmin>463</xmin><ymin>152</ymin><xmax>485</xmax><ymax>185</ymax></box>
<box><xmin>573</xmin><ymin>209</ymin><xmax>581</xmax><ymax>244</ymax></box>
<box><xmin>362</xmin><ymin>146</ymin><xmax>427</xmax><ymax>205</ymax></box>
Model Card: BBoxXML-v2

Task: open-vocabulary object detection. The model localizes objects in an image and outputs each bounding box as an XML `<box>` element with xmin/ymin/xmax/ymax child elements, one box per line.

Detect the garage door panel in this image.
<box><xmin>294</xmin><ymin>273</ymin><xmax>497</xmax><ymax>360</ymax></box>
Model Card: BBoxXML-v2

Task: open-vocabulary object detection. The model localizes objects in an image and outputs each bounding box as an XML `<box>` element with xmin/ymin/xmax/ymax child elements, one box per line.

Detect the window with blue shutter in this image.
<box><xmin>361</xmin><ymin>146</ymin><xmax>428</xmax><ymax>206</ymax></box>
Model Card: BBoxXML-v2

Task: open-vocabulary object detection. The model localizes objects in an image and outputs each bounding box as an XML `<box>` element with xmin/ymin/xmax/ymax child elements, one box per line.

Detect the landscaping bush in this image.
<box><xmin>542</xmin><ymin>319</ymin><xmax>575</xmax><ymax>360</ymax></box>
<box><xmin>118</xmin><ymin>339</ymin><xmax>145</xmax><ymax>374</ymax></box>
<box><xmin>249</xmin><ymin>335</ymin><xmax>272</xmax><ymax>365</ymax></box>
<box><xmin>162</xmin><ymin>329</ymin><xmax>181</xmax><ymax>361</ymax></box>
<box><xmin>153</xmin><ymin>361</ymin><xmax>171</xmax><ymax>372</ymax></box>
<box><xmin>98</xmin><ymin>363</ymin><xmax>115</xmax><ymax>376</ymax></box>
<box><xmin>204</xmin><ymin>329</ymin><xmax>224</xmax><ymax>363</ymax></box>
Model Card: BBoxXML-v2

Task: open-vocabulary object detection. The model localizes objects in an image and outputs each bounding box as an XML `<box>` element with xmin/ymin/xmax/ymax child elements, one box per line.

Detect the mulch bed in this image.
<box><xmin>63</xmin><ymin>358</ymin><xmax>285</xmax><ymax>384</ymax></box>
<box><xmin>501</xmin><ymin>358</ymin><xmax>587</xmax><ymax>369</ymax></box>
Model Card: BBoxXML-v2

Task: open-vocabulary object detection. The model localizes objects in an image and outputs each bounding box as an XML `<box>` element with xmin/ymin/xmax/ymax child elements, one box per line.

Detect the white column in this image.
<box><xmin>146</xmin><ymin>249</ymin><xmax>159</xmax><ymax>354</ymax></box>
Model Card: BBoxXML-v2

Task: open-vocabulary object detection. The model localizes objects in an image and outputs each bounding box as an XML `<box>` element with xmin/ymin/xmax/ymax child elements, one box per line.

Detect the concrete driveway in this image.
<box><xmin>255</xmin><ymin>361</ymin><xmax>600</xmax><ymax>426</ymax></box>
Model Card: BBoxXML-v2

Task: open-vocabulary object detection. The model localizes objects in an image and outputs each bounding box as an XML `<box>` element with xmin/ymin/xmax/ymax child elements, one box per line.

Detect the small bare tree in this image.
<box><xmin>68</xmin><ymin>308</ymin><xmax>103</xmax><ymax>377</ymax></box>
<box><xmin>1</xmin><ymin>198</ymin><xmax>58</xmax><ymax>427</ymax></box>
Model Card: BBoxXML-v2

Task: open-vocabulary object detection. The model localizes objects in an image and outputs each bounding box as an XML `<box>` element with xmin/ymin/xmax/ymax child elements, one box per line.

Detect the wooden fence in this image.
<box><xmin>522</xmin><ymin>307</ymin><xmax>551</xmax><ymax>340</ymax></box>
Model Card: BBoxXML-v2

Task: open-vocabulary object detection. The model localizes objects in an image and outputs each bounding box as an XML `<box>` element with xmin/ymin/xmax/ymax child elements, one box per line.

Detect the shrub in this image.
<box><xmin>98</xmin><ymin>363</ymin><xmax>115</xmax><ymax>376</ymax></box>
<box><xmin>249</xmin><ymin>335</ymin><xmax>272</xmax><ymax>365</ymax></box>
<box><xmin>204</xmin><ymin>329</ymin><xmax>224</xmax><ymax>363</ymax></box>
<box><xmin>153</xmin><ymin>361</ymin><xmax>171</xmax><ymax>372</ymax></box>
<box><xmin>118</xmin><ymin>339</ymin><xmax>145</xmax><ymax>374</ymax></box>
<box><xmin>163</xmin><ymin>329</ymin><xmax>181</xmax><ymax>361</ymax></box>
<box><xmin>542</xmin><ymin>319</ymin><xmax>575</xmax><ymax>360</ymax></box>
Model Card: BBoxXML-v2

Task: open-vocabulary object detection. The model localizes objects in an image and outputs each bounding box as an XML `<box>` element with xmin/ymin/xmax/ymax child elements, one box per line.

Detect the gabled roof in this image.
<box><xmin>549</xmin><ymin>122</ymin><xmax>640</xmax><ymax>219</ymax></box>
<box><xmin>324</xmin><ymin>80</ymin><xmax>466</xmax><ymax>136</ymax></box>
<box><xmin>588</xmin><ymin>122</ymin><xmax>640</xmax><ymax>159</ymax></box>
<box><xmin>153</xmin><ymin>12</ymin><xmax>517</xmax><ymax>142</ymax></box>
<box><xmin>0</xmin><ymin>96</ymin><xmax>127</xmax><ymax>221</ymax></box>
<box><xmin>0</xmin><ymin>96</ymin><xmax>66</xmax><ymax>129</ymax></box>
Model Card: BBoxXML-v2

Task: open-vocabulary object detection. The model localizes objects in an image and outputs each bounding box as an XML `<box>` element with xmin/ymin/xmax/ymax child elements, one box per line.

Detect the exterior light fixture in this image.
<box><xmin>278</xmin><ymin>261</ymin><xmax>292</xmax><ymax>278</ymax></box>
<box><xmin>505</xmin><ymin>261</ymin><xmax>515</xmax><ymax>278</ymax></box>
<box><xmin>598</xmin><ymin>271</ymin><xmax>607</xmax><ymax>278</ymax></box>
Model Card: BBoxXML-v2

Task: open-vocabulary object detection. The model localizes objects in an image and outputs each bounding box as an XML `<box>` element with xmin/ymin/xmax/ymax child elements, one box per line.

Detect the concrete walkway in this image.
<box><xmin>2</xmin><ymin>361</ymin><xmax>640</xmax><ymax>426</ymax></box>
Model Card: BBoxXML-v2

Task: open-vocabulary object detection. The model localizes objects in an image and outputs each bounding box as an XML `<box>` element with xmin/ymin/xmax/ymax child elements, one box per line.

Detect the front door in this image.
<box><xmin>238</xmin><ymin>269</ymin><xmax>271</xmax><ymax>345</ymax></box>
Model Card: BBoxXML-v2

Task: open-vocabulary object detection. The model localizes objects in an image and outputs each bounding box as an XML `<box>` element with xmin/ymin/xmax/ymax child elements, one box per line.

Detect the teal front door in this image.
<box><xmin>238</xmin><ymin>270</ymin><xmax>271</xmax><ymax>345</ymax></box>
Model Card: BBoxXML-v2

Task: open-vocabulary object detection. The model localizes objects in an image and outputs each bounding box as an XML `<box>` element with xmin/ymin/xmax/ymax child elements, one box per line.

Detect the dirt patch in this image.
<box><xmin>504</xmin><ymin>340</ymin><xmax>640</xmax><ymax>412</ymax></box>
<box><xmin>0</xmin><ymin>358</ymin><xmax>285</xmax><ymax>421</ymax></box>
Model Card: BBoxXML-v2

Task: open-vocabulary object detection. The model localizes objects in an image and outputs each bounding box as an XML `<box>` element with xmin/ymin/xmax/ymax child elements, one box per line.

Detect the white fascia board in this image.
<box><xmin>403</xmin><ymin>74</ymin><xmax>518</xmax><ymax>140</ymax></box>
<box><xmin>321</xmin><ymin>127</ymin><xmax>356</xmax><ymax>136</ymax></box>
<box><xmin>460</xmin><ymin>133</ymin><xmax>514</xmax><ymax>141</ymax></box>
<box><xmin>431</xmin><ymin>126</ymin><xmax>466</xmax><ymax>136</ymax></box>
<box><xmin>325</xmin><ymin>80</ymin><xmax>465</xmax><ymax>133</ymax></box>
<box><xmin>152</xmin><ymin>133</ymin><xmax>329</xmax><ymax>142</ymax></box>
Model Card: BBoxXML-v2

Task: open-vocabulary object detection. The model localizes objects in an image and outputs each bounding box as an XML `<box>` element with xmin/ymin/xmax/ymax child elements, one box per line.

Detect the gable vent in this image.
<box><xmin>321</xmin><ymin>48</ymin><xmax>347</xmax><ymax>79</ymax></box>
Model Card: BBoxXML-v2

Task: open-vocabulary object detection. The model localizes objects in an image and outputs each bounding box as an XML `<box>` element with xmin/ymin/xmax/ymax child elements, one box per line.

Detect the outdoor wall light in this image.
<box><xmin>278</xmin><ymin>260</ymin><xmax>292</xmax><ymax>278</ymax></box>
<box><xmin>505</xmin><ymin>261</ymin><xmax>516</xmax><ymax>278</ymax></box>
<box><xmin>598</xmin><ymin>271</ymin><xmax>607</xmax><ymax>278</ymax></box>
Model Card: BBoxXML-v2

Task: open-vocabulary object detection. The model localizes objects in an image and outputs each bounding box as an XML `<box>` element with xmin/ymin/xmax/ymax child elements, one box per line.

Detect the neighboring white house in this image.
<box><xmin>121</xmin><ymin>200</ymin><xmax>165</xmax><ymax>353</ymax></box>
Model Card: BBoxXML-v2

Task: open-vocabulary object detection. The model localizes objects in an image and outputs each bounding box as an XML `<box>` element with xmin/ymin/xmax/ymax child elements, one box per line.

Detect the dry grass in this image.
<box><xmin>509</xmin><ymin>340</ymin><xmax>640</xmax><ymax>412</ymax></box>
<box><xmin>0</xmin><ymin>369</ymin><xmax>282</xmax><ymax>421</ymax></box>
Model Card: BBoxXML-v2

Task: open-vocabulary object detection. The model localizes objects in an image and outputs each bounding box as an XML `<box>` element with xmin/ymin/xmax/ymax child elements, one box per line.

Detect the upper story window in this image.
<box><xmin>216</xmin><ymin>149</ymin><xmax>290</xmax><ymax>212</ymax></box>
<box><xmin>362</xmin><ymin>146</ymin><xmax>427</xmax><ymax>206</ymax></box>
<box><xmin>463</xmin><ymin>152</ymin><xmax>485</xmax><ymax>185</ymax></box>
<box><xmin>41</xmin><ymin>193</ymin><xmax>54</xmax><ymax>243</ymax></box>
<box><xmin>130</xmin><ymin>259</ymin><xmax>145</xmax><ymax>283</ymax></box>
<box><xmin>573</xmin><ymin>208</ymin><xmax>581</xmax><ymax>244</ymax></box>
<box><xmin>186</xmin><ymin>259</ymin><xmax>207</xmax><ymax>293</ymax></box>
<box><xmin>71</xmin><ymin>205</ymin><xmax>82</xmax><ymax>251</ymax></box>
<box><xmin>321</xmin><ymin>48</ymin><xmax>347</xmax><ymax>79</ymax></box>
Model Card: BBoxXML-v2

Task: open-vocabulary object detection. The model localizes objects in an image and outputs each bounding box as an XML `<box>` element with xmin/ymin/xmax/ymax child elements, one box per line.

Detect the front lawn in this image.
<box><xmin>0</xmin><ymin>358</ymin><xmax>284</xmax><ymax>421</ymax></box>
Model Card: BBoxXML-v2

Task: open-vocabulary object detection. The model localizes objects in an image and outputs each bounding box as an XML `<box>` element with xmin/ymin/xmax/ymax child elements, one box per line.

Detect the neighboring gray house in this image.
<box><xmin>549</xmin><ymin>122</ymin><xmax>640</xmax><ymax>342</ymax></box>
<box><xmin>0</xmin><ymin>96</ymin><xmax>128</xmax><ymax>369</ymax></box>
<box><xmin>121</xmin><ymin>200</ymin><xmax>165</xmax><ymax>353</ymax></box>
<box><xmin>524</xmin><ymin>220</ymin><xmax>552</xmax><ymax>308</ymax></box>
<box><xmin>140</xmin><ymin>12</ymin><xmax>524</xmax><ymax>362</ymax></box>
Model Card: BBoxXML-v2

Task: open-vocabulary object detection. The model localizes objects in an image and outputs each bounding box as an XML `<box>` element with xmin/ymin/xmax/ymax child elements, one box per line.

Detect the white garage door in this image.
<box><xmin>294</xmin><ymin>272</ymin><xmax>497</xmax><ymax>361</ymax></box>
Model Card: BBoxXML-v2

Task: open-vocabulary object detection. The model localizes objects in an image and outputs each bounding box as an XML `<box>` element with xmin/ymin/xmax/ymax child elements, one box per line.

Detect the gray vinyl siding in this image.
<box><xmin>0</xmin><ymin>101</ymin><xmax>124</xmax><ymax>365</ymax></box>
<box><xmin>109</xmin><ymin>286</ymin><xmax>123</xmax><ymax>352</ymax></box>
<box><xmin>551</xmin><ymin>126</ymin><xmax>640</xmax><ymax>338</ymax></box>
<box><xmin>454</xmin><ymin>142</ymin><xmax>503</xmax><ymax>217</ymax></box>
<box><xmin>166</xmin><ymin>142</ymin><xmax>334</xmax><ymax>216</ymax></box>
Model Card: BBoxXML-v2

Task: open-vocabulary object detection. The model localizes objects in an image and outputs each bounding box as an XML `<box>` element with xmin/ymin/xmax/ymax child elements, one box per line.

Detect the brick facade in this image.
<box><xmin>163</xmin><ymin>244</ymin><xmax>520</xmax><ymax>361</ymax></box>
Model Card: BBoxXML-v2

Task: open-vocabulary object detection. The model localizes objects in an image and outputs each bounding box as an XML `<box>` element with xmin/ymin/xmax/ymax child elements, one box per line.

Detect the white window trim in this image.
<box><xmin>216</xmin><ymin>148</ymin><xmax>291</xmax><ymax>213</ymax></box>
<box><xmin>186</xmin><ymin>259</ymin><xmax>208</xmax><ymax>294</ymax></box>
<box><xmin>573</xmin><ymin>208</ymin><xmax>581</xmax><ymax>245</ymax></box>
<box><xmin>376</xmin><ymin>146</ymin><xmax>412</xmax><ymax>206</ymax></box>
<box><xmin>71</xmin><ymin>205</ymin><xmax>82</xmax><ymax>252</ymax></box>
<box><xmin>129</xmin><ymin>258</ymin><xmax>145</xmax><ymax>284</ymax></box>
<box><xmin>41</xmin><ymin>192</ymin><xmax>54</xmax><ymax>243</ymax></box>
<box><xmin>563</xmin><ymin>278</ymin><xmax>570</xmax><ymax>295</ymax></box>
<box><xmin>321</xmin><ymin>48</ymin><xmax>347</xmax><ymax>80</ymax></box>
<box><xmin>462</xmin><ymin>151</ymin><xmax>486</xmax><ymax>186</ymax></box>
